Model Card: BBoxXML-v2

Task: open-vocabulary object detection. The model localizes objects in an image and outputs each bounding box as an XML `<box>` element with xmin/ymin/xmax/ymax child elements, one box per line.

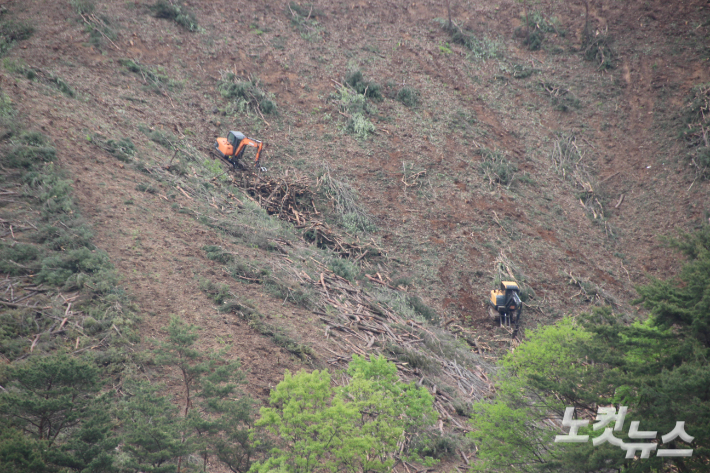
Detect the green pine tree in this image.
<box><xmin>0</xmin><ymin>353</ymin><xmax>117</xmax><ymax>472</ymax></box>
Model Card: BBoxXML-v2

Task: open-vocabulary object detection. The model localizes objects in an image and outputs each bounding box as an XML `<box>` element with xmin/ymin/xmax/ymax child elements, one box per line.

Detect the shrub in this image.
<box><xmin>516</xmin><ymin>11</ymin><xmax>562</xmax><ymax>51</ymax></box>
<box><xmin>345</xmin><ymin>70</ymin><xmax>383</xmax><ymax>101</ymax></box>
<box><xmin>407</xmin><ymin>295</ymin><xmax>439</xmax><ymax>324</ymax></box>
<box><xmin>328</xmin><ymin>257</ymin><xmax>359</xmax><ymax>282</ymax></box>
<box><xmin>95</xmin><ymin>135</ymin><xmax>136</xmax><ymax>161</ymax></box>
<box><xmin>435</xmin><ymin>19</ymin><xmax>499</xmax><ymax>60</ymax></box>
<box><xmin>0</xmin><ymin>243</ymin><xmax>40</xmax><ymax>275</ymax></box>
<box><xmin>539</xmin><ymin>82</ymin><xmax>581</xmax><ymax>111</ymax></box>
<box><xmin>118</xmin><ymin>58</ymin><xmax>176</xmax><ymax>94</ymax></box>
<box><xmin>583</xmin><ymin>35</ymin><xmax>616</xmax><ymax>70</ymax></box>
<box><xmin>217</xmin><ymin>74</ymin><xmax>277</xmax><ymax>116</ymax></box>
<box><xmin>149</xmin><ymin>0</ymin><xmax>199</xmax><ymax>32</ymax></box>
<box><xmin>5</xmin><ymin>144</ymin><xmax>56</xmax><ymax>168</ymax></box>
<box><xmin>478</xmin><ymin>148</ymin><xmax>517</xmax><ymax>186</ymax></box>
<box><xmin>70</xmin><ymin>0</ymin><xmax>95</xmax><ymax>15</ymax></box>
<box><xmin>203</xmin><ymin>245</ymin><xmax>234</xmax><ymax>264</ymax></box>
<box><xmin>285</xmin><ymin>2</ymin><xmax>324</xmax><ymax>42</ymax></box>
<box><xmin>0</xmin><ymin>20</ymin><xmax>34</xmax><ymax>42</ymax></box>
<box><xmin>396</xmin><ymin>87</ymin><xmax>419</xmax><ymax>108</ymax></box>
<box><xmin>135</xmin><ymin>182</ymin><xmax>157</xmax><ymax>193</ymax></box>
<box><xmin>145</xmin><ymin>129</ymin><xmax>175</xmax><ymax>149</ymax></box>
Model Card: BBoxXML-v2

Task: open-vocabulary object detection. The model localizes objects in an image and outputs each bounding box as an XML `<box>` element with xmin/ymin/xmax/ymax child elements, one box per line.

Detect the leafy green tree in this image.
<box><xmin>252</xmin><ymin>368</ymin><xmax>358</xmax><ymax>473</ymax></box>
<box><xmin>252</xmin><ymin>355</ymin><xmax>437</xmax><ymax>473</ymax></box>
<box><xmin>468</xmin><ymin>227</ymin><xmax>710</xmax><ymax>472</ymax></box>
<box><xmin>343</xmin><ymin>355</ymin><xmax>437</xmax><ymax>469</ymax></box>
<box><xmin>0</xmin><ymin>353</ymin><xmax>117</xmax><ymax>472</ymax></box>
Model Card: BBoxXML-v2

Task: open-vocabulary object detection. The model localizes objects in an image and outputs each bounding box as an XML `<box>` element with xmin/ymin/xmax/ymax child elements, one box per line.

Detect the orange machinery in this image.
<box><xmin>214</xmin><ymin>131</ymin><xmax>263</xmax><ymax>168</ymax></box>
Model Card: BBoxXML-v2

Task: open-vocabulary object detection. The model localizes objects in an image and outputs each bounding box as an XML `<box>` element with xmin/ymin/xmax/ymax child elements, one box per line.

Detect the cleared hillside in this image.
<box><xmin>1</xmin><ymin>0</ymin><xmax>709</xmax><ymax>471</ymax></box>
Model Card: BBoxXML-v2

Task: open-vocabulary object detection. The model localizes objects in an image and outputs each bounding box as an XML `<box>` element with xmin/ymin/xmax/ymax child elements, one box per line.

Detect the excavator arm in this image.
<box><xmin>233</xmin><ymin>138</ymin><xmax>263</xmax><ymax>166</ymax></box>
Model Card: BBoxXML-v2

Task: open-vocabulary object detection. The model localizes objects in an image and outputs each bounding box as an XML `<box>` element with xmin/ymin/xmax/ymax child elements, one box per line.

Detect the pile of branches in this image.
<box><xmin>232</xmin><ymin>171</ymin><xmax>381</xmax><ymax>260</ymax></box>
<box><xmin>281</xmin><ymin>261</ymin><xmax>494</xmax><ymax>427</ymax></box>
<box><xmin>232</xmin><ymin>170</ymin><xmax>313</xmax><ymax>221</ymax></box>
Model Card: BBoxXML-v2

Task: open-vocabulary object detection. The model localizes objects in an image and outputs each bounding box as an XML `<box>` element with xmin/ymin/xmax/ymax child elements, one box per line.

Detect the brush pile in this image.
<box><xmin>232</xmin><ymin>170</ymin><xmax>381</xmax><ymax>260</ymax></box>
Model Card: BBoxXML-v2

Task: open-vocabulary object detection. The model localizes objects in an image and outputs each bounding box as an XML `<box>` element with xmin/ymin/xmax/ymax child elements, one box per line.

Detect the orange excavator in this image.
<box><xmin>214</xmin><ymin>131</ymin><xmax>264</xmax><ymax>170</ymax></box>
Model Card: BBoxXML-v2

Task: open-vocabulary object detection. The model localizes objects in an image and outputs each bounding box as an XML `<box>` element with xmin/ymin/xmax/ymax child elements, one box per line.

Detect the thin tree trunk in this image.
<box><xmin>446</xmin><ymin>0</ymin><xmax>452</xmax><ymax>30</ymax></box>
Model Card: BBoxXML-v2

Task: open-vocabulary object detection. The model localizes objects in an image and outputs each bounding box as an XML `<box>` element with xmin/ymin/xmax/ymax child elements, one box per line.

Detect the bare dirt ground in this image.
<box><xmin>2</xmin><ymin>0</ymin><xmax>709</xmax><ymax>406</ymax></box>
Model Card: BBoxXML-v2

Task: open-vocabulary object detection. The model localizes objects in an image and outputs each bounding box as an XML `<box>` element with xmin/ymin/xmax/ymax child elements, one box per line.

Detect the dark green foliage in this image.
<box><xmin>410</xmin><ymin>430</ymin><xmax>461</xmax><ymax>460</ymax></box>
<box><xmin>227</xmin><ymin>258</ymin><xmax>270</xmax><ymax>282</ymax></box>
<box><xmin>0</xmin><ymin>19</ymin><xmax>34</xmax><ymax>55</ymax></box>
<box><xmin>136</xmin><ymin>182</ymin><xmax>157</xmax><ymax>194</ymax></box>
<box><xmin>263</xmin><ymin>277</ymin><xmax>316</xmax><ymax>311</ymax></box>
<box><xmin>285</xmin><ymin>2</ymin><xmax>324</xmax><ymax>42</ymax></box>
<box><xmin>149</xmin><ymin>0</ymin><xmax>199</xmax><ymax>32</ymax></box>
<box><xmin>512</xmin><ymin>63</ymin><xmax>535</xmax><ymax>79</ymax></box>
<box><xmin>523</xmin><ymin>29</ymin><xmax>544</xmax><ymax>51</ymax></box>
<box><xmin>345</xmin><ymin>70</ymin><xmax>383</xmax><ymax>101</ymax></box>
<box><xmin>70</xmin><ymin>0</ymin><xmax>95</xmax><ymax>15</ymax></box>
<box><xmin>0</xmin><ymin>20</ymin><xmax>34</xmax><ymax>42</ymax></box>
<box><xmin>328</xmin><ymin>257</ymin><xmax>358</xmax><ymax>282</ymax></box>
<box><xmin>119</xmin><ymin>316</ymin><xmax>257</xmax><ymax>472</ymax></box>
<box><xmin>0</xmin><ymin>155</ymin><xmax>136</xmax><ymax>358</ymax></box>
<box><xmin>217</xmin><ymin>74</ymin><xmax>277</xmax><ymax>116</ymax></box>
<box><xmin>385</xmin><ymin>342</ymin><xmax>438</xmax><ymax>373</ymax></box>
<box><xmin>36</xmin><ymin>248</ymin><xmax>112</xmax><ymax>288</ymax></box>
<box><xmin>583</xmin><ymin>35</ymin><xmax>616</xmax><ymax>70</ymax></box>
<box><xmin>47</xmin><ymin>75</ymin><xmax>74</xmax><ymax>98</ymax></box>
<box><xmin>0</xmin><ymin>354</ymin><xmax>118</xmax><ymax>472</ymax></box>
<box><xmin>0</xmin><ymin>427</ymin><xmax>53</xmax><ymax>473</ymax></box>
<box><xmin>117</xmin><ymin>380</ymin><xmax>187</xmax><ymax>473</ymax></box>
<box><xmin>396</xmin><ymin>87</ymin><xmax>420</xmax><ymax>108</ymax></box>
<box><xmin>146</xmin><ymin>129</ymin><xmax>176</xmax><ymax>150</ymax></box>
<box><xmin>203</xmin><ymin>281</ymin><xmax>314</xmax><ymax>358</ymax></box>
<box><xmin>118</xmin><ymin>59</ymin><xmax>176</xmax><ymax>94</ymax></box>
<box><xmin>0</xmin><ymin>243</ymin><xmax>40</xmax><ymax>275</ymax></box>
<box><xmin>33</xmin><ymin>219</ymin><xmax>94</xmax><ymax>251</ymax></box>
<box><xmin>516</xmin><ymin>11</ymin><xmax>562</xmax><ymax>51</ymax></box>
<box><xmin>18</xmin><ymin>131</ymin><xmax>47</xmax><ymax>147</ymax></box>
<box><xmin>4</xmin><ymin>133</ymin><xmax>56</xmax><ymax>168</ymax></box>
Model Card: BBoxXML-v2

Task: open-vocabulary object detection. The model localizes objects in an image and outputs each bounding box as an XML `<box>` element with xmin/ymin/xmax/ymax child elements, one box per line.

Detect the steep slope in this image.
<box><xmin>1</xmin><ymin>0</ymin><xmax>709</xmax><ymax>467</ymax></box>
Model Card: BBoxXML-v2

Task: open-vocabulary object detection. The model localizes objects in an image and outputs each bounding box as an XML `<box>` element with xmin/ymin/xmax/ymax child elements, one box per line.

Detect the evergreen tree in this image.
<box><xmin>117</xmin><ymin>315</ymin><xmax>255</xmax><ymax>473</ymax></box>
<box><xmin>0</xmin><ymin>353</ymin><xmax>117</xmax><ymax>472</ymax></box>
<box><xmin>116</xmin><ymin>380</ymin><xmax>189</xmax><ymax>473</ymax></box>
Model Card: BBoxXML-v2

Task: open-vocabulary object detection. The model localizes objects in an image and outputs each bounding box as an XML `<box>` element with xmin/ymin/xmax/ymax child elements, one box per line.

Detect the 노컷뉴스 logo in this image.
<box><xmin>554</xmin><ymin>406</ymin><xmax>694</xmax><ymax>459</ymax></box>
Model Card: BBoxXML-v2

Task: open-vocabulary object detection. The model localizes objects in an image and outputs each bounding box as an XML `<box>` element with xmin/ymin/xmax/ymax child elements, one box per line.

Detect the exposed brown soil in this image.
<box><xmin>2</xmin><ymin>0</ymin><xmax>710</xmax><ymax>422</ymax></box>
